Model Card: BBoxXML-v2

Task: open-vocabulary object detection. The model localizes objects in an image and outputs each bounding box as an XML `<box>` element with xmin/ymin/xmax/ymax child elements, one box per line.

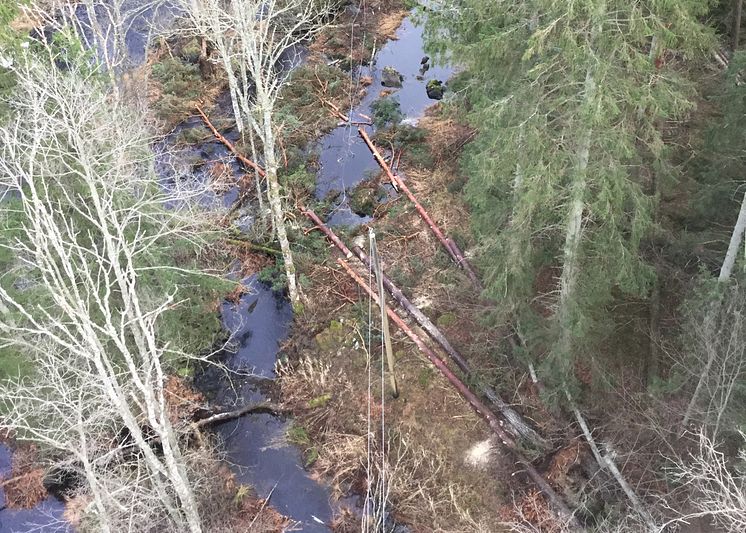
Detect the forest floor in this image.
<box><xmin>4</xmin><ymin>1</ymin><xmax>728</xmax><ymax>532</ymax></box>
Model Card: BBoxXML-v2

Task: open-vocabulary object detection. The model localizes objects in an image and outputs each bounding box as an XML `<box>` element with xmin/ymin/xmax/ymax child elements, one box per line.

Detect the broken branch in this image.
<box><xmin>195</xmin><ymin>105</ymin><xmax>266</xmax><ymax>177</ymax></box>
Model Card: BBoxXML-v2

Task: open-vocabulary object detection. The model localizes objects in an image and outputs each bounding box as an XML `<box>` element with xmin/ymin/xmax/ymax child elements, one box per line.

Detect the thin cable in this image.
<box><xmin>363</xmin><ymin>227</ymin><xmax>374</xmax><ymax>531</ymax></box>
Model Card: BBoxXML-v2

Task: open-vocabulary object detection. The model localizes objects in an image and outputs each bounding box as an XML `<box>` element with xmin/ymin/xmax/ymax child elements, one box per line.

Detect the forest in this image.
<box><xmin>0</xmin><ymin>0</ymin><xmax>745</xmax><ymax>532</ymax></box>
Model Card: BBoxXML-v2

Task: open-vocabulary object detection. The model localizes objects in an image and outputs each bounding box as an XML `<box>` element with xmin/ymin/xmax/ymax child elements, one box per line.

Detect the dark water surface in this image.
<box><xmin>0</xmin><ymin>6</ymin><xmax>448</xmax><ymax>532</ymax></box>
<box><xmin>316</xmin><ymin>17</ymin><xmax>453</xmax><ymax>226</ymax></box>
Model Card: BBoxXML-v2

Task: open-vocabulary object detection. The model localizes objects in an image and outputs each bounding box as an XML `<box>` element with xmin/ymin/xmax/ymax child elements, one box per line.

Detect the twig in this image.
<box><xmin>247</xmin><ymin>483</ymin><xmax>278</xmax><ymax>530</ymax></box>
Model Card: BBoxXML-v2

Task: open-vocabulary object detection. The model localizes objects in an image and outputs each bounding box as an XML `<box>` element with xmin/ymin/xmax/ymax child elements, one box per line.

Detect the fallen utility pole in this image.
<box><xmin>370</xmin><ymin>230</ymin><xmax>399</xmax><ymax>398</ymax></box>
<box><xmin>357</xmin><ymin>127</ymin><xmax>481</xmax><ymax>289</ymax></box>
<box><xmin>302</xmin><ymin>208</ymin><xmax>547</xmax><ymax>449</ymax></box>
<box><xmin>337</xmin><ymin>258</ymin><xmax>579</xmax><ymax>528</ymax></box>
<box><xmin>195</xmin><ymin>105</ymin><xmax>266</xmax><ymax>177</ymax></box>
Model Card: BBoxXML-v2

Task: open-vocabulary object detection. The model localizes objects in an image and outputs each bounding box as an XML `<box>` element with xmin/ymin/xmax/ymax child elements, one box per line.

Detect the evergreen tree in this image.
<box><xmin>428</xmin><ymin>0</ymin><xmax>714</xmax><ymax>385</ymax></box>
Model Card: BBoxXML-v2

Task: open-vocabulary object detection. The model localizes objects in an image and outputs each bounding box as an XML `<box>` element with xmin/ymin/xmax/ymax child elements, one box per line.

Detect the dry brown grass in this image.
<box><xmin>2</xmin><ymin>445</ymin><xmax>47</xmax><ymax>509</ymax></box>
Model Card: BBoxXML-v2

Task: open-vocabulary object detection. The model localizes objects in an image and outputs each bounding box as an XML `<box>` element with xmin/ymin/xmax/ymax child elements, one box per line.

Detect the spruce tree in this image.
<box><xmin>428</xmin><ymin>0</ymin><xmax>714</xmax><ymax>385</ymax></box>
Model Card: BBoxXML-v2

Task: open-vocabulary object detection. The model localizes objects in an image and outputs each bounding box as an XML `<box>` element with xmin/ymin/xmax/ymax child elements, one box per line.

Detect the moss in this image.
<box><xmin>308</xmin><ymin>393</ymin><xmax>332</xmax><ymax>409</ymax></box>
<box><xmin>350</xmin><ymin>181</ymin><xmax>386</xmax><ymax>217</ymax></box>
<box><xmin>150</xmin><ymin>56</ymin><xmax>205</xmax><ymax>124</ymax></box>
<box><xmin>305</xmin><ymin>446</ymin><xmax>319</xmax><ymax>467</ymax></box>
<box><xmin>436</xmin><ymin>312</ymin><xmax>457</xmax><ymax>327</ymax></box>
<box><xmin>315</xmin><ymin>319</ymin><xmax>353</xmax><ymax>353</ymax></box>
<box><xmin>179</xmin><ymin>38</ymin><xmax>202</xmax><ymax>64</ymax></box>
<box><xmin>371</xmin><ymin>96</ymin><xmax>403</xmax><ymax>128</ymax></box>
<box><xmin>287</xmin><ymin>424</ymin><xmax>311</xmax><ymax>446</ymax></box>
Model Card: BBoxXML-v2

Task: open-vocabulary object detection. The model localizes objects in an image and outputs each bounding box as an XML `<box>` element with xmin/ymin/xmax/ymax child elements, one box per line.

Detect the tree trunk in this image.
<box><xmin>358</xmin><ymin>128</ymin><xmax>482</xmax><ymax>289</ymax></box>
<box><xmin>557</xmin><ymin>3</ymin><xmax>604</xmax><ymax>359</ymax></box>
<box><xmin>261</xmin><ymin>104</ymin><xmax>299</xmax><ymax>307</ymax></box>
<box><xmin>337</xmin><ymin>258</ymin><xmax>580</xmax><ymax>528</ymax></box>
<box><xmin>718</xmin><ymin>189</ymin><xmax>746</xmax><ymax>282</ymax></box>
<box><xmin>303</xmin><ymin>207</ymin><xmax>548</xmax><ymax>448</ymax></box>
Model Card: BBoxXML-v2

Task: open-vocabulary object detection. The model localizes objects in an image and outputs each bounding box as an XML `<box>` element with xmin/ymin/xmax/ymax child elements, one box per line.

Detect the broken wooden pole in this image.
<box><xmin>195</xmin><ymin>105</ymin><xmax>266</xmax><ymax>177</ymax></box>
<box><xmin>357</xmin><ymin>127</ymin><xmax>481</xmax><ymax>289</ymax></box>
<box><xmin>371</xmin><ymin>230</ymin><xmax>399</xmax><ymax>398</ymax></box>
<box><xmin>301</xmin><ymin>208</ymin><xmax>353</xmax><ymax>259</ymax></box>
<box><xmin>301</xmin><ymin>208</ymin><xmax>546</xmax><ymax>448</ymax></box>
<box><xmin>337</xmin><ymin>258</ymin><xmax>579</xmax><ymax>528</ymax></box>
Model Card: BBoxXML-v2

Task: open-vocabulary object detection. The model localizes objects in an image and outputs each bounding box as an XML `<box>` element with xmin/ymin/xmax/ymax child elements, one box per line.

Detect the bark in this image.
<box><xmin>192</xmin><ymin>403</ymin><xmax>286</xmax><ymax>428</ymax></box>
<box><xmin>352</xmin><ymin>246</ymin><xmax>546</xmax><ymax>448</ymax></box>
<box><xmin>557</xmin><ymin>2</ymin><xmax>604</xmax><ymax>358</ymax></box>
<box><xmin>337</xmin><ymin>258</ymin><xmax>580</xmax><ymax>528</ymax></box>
<box><xmin>302</xmin><ymin>208</ymin><xmax>353</xmax><ymax>259</ymax></box>
<box><xmin>261</xmin><ymin>102</ymin><xmax>299</xmax><ymax>307</ymax></box>
<box><xmin>357</xmin><ymin>128</ymin><xmax>482</xmax><ymax>289</ymax></box>
<box><xmin>196</xmin><ymin>106</ymin><xmax>265</xmax><ymax>177</ymax></box>
<box><xmin>302</xmin><ymin>208</ymin><xmax>546</xmax><ymax>447</ymax></box>
<box><xmin>682</xmin><ymin>309</ymin><xmax>719</xmax><ymax>430</ymax></box>
<box><xmin>371</xmin><ymin>234</ymin><xmax>399</xmax><ymax>397</ymax></box>
<box><xmin>719</xmin><ymin>189</ymin><xmax>746</xmax><ymax>282</ymax></box>
<box><xmin>566</xmin><ymin>391</ymin><xmax>657</xmax><ymax>532</ymax></box>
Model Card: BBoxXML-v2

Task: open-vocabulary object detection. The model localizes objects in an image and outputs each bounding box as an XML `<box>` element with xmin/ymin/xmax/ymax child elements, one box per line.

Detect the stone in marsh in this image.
<box><xmin>419</xmin><ymin>62</ymin><xmax>430</xmax><ymax>75</ymax></box>
<box><xmin>381</xmin><ymin>66</ymin><xmax>403</xmax><ymax>88</ymax></box>
<box><xmin>420</xmin><ymin>55</ymin><xmax>430</xmax><ymax>64</ymax></box>
<box><xmin>426</xmin><ymin>79</ymin><xmax>445</xmax><ymax>100</ymax></box>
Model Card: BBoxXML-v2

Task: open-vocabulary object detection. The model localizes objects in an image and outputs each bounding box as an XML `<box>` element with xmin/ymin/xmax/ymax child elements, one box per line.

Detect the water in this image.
<box><xmin>196</xmin><ymin>277</ymin><xmax>333</xmax><ymax>532</ymax></box>
<box><xmin>0</xmin><ymin>6</ymin><xmax>448</xmax><ymax>532</ymax></box>
<box><xmin>316</xmin><ymin>17</ymin><xmax>453</xmax><ymax>226</ymax></box>
<box><xmin>0</xmin><ymin>445</ymin><xmax>69</xmax><ymax>533</ymax></box>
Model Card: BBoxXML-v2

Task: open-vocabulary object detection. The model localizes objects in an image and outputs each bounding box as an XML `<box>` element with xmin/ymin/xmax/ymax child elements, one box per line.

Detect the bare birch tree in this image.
<box><xmin>680</xmin><ymin>281</ymin><xmax>746</xmax><ymax>434</ymax></box>
<box><xmin>24</xmin><ymin>0</ymin><xmax>172</xmax><ymax>100</ymax></box>
<box><xmin>0</xmin><ymin>52</ymin><xmax>213</xmax><ymax>532</ymax></box>
<box><xmin>719</xmin><ymin>189</ymin><xmax>746</xmax><ymax>282</ymax></box>
<box><xmin>179</xmin><ymin>0</ymin><xmax>335</xmax><ymax>308</ymax></box>
<box><xmin>665</xmin><ymin>430</ymin><xmax>746</xmax><ymax>533</ymax></box>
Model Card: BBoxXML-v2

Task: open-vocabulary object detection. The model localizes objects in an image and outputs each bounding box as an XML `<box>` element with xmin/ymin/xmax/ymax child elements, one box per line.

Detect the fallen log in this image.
<box><xmin>357</xmin><ymin>128</ymin><xmax>481</xmax><ymax>289</ymax></box>
<box><xmin>337</xmin><ymin>258</ymin><xmax>579</xmax><ymax>528</ymax></box>
<box><xmin>195</xmin><ymin>105</ymin><xmax>266</xmax><ymax>178</ymax></box>
<box><xmin>192</xmin><ymin>402</ymin><xmax>286</xmax><ymax>429</ymax></box>
<box><xmin>566</xmin><ymin>390</ymin><xmax>657</xmax><ymax>532</ymax></box>
<box><xmin>301</xmin><ymin>208</ymin><xmax>353</xmax><ymax>259</ymax></box>
<box><xmin>301</xmin><ymin>208</ymin><xmax>546</xmax><ymax>448</ymax></box>
<box><xmin>357</xmin><ymin>127</ymin><xmax>399</xmax><ymax>191</ymax></box>
<box><xmin>351</xmin><ymin>245</ymin><xmax>546</xmax><ymax>450</ymax></box>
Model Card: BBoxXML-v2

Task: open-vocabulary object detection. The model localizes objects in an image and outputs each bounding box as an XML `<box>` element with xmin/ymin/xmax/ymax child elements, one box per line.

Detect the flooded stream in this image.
<box><xmin>0</xmin><ymin>5</ymin><xmax>449</xmax><ymax>532</ymax></box>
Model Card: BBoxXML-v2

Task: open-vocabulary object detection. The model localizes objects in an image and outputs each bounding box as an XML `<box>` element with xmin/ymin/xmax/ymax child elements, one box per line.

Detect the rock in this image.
<box><xmin>419</xmin><ymin>63</ymin><xmax>430</xmax><ymax>75</ymax></box>
<box><xmin>426</xmin><ymin>79</ymin><xmax>445</xmax><ymax>100</ymax></box>
<box><xmin>381</xmin><ymin>66</ymin><xmax>403</xmax><ymax>88</ymax></box>
<box><xmin>420</xmin><ymin>55</ymin><xmax>430</xmax><ymax>64</ymax></box>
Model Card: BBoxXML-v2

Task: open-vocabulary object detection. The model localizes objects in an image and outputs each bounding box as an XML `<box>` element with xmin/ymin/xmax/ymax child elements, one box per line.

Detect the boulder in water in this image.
<box><xmin>381</xmin><ymin>66</ymin><xmax>403</xmax><ymax>88</ymax></box>
<box><xmin>420</xmin><ymin>55</ymin><xmax>430</xmax><ymax>64</ymax></box>
<box><xmin>426</xmin><ymin>79</ymin><xmax>445</xmax><ymax>100</ymax></box>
